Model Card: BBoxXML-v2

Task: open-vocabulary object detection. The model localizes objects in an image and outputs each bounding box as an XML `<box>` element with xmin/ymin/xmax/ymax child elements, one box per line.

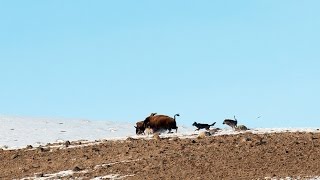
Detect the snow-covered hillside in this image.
<box><xmin>0</xmin><ymin>115</ymin><xmax>319</xmax><ymax>149</ymax></box>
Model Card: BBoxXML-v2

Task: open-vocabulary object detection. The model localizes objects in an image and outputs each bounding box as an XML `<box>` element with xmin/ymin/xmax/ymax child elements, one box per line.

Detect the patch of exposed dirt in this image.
<box><xmin>1</xmin><ymin>132</ymin><xmax>320</xmax><ymax>179</ymax></box>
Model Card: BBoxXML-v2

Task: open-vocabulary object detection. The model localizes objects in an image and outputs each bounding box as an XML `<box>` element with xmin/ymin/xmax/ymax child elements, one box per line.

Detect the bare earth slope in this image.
<box><xmin>1</xmin><ymin>132</ymin><xmax>320</xmax><ymax>179</ymax></box>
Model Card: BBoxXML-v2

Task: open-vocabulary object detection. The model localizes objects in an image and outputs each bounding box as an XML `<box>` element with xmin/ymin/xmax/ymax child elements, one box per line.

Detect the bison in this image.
<box><xmin>143</xmin><ymin>113</ymin><xmax>180</xmax><ymax>134</ymax></box>
<box><xmin>134</xmin><ymin>121</ymin><xmax>145</xmax><ymax>135</ymax></box>
<box><xmin>134</xmin><ymin>113</ymin><xmax>157</xmax><ymax>135</ymax></box>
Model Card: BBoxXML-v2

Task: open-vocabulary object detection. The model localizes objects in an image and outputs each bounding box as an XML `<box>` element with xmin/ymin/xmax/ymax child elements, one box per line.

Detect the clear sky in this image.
<box><xmin>0</xmin><ymin>1</ymin><xmax>319</xmax><ymax>128</ymax></box>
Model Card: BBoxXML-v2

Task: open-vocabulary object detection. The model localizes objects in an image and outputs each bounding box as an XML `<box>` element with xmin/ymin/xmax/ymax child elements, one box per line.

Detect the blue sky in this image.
<box><xmin>0</xmin><ymin>1</ymin><xmax>319</xmax><ymax>128</ymax></box>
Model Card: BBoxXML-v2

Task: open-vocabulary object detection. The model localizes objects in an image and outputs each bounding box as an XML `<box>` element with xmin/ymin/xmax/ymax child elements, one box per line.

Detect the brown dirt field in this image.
<box><xmin>1</xmin><ymin>132</ymin><xmax>320</xmax><ymax>179</ymax></box>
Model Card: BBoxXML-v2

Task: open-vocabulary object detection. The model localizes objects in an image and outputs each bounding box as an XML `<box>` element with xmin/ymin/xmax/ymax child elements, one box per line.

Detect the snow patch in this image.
<box><xmin>91</xmin><ymin>174</ymin><xmax>135</xmax><ymax>180</ymax></box>
<box><xmin>265</xmin><ymin>176</ymin><xmax>320</xmax><ymax>180</ymax></box>
<box><xmin>21</xmin><ymin>170</ymin><xmax>74</xmax><ymax>180</ymax></box>
<box><xmin>94</xmin><ymin>159</ymin><xmax>141</xmax><ymax>169</ymax></box>
<box><xmin>0</xmin><ymin>115</ymin><xmax>319</xmax><ymax>149</ymax></box>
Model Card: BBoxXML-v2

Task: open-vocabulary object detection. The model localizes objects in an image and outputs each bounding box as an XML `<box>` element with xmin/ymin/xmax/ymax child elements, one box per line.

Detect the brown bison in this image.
<box><xmin>135</xmin><ymin>121</ymin><xmax>145</xmax><ymax>135</ymax></box>
<box><xmin>143</xmin><ymin>113</ymin><xmax>180</xmax><ymax>134</ymax></box>
<box><xmin>134</xmin><ymin>113</ymin><xmax>157</xmax><ymax>135</ymax></box>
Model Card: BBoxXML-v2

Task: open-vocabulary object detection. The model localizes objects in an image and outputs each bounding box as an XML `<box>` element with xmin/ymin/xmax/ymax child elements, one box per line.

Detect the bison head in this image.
<box><xmin>135</xmin><ymin>121</ymin><xmax>145</xmax><ymax>135</ymax></box>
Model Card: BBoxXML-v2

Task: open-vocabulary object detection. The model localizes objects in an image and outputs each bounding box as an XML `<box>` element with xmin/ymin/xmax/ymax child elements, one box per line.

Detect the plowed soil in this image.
<box><xmin>1</xmin><ymin>132</ymin><xmax>320</xmax><ymax>179</ymax></box>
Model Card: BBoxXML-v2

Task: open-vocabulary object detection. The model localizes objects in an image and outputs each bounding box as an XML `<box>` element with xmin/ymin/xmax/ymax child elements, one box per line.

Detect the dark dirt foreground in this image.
<box><xmin>1</xmin><ymin>132</ymin><xmax>320</xmax><ymax>179</ymax></box>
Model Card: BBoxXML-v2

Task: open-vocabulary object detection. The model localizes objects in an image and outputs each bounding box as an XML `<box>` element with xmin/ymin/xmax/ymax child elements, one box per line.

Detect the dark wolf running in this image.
<box><xmin>192</xmin><ymin>122</ymin><xmax>216</xmax><ymax>130</ymax></box>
